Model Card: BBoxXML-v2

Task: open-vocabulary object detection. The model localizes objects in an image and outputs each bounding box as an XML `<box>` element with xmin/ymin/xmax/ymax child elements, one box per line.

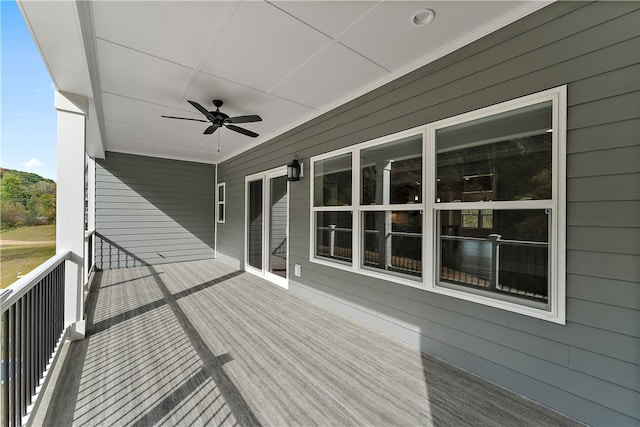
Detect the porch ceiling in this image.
<box><xmin>18</xmin><ymin>1</ymin><xmax>550</xmax><ymax>165</ymax></box>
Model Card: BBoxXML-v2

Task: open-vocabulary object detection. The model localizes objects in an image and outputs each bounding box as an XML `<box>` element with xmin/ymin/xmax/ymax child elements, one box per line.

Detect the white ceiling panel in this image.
<box><xmin>144</xmin><ymin>143</ymin><xmax>199</xmax><ymax>161</ymax></box>
<box><xmin>97</xmin><ymin>39</ymin><xmax>193</xmax><ymax>106</ymax></box>
<box><xmin>244</xmin><ymin>94</ymin><xmax>317</xmax><ymax>133</ymax></box>
<box><xmin>101</xmin><ymin>93</ymin><xmax>172</xmax><ymax>131</ymax></box>
<box><xmin>272</xmin><ymin>1</ymin><xmax>381</xmax><ymax>39</ymax></box>
<box><xmin>103</xmin><ymin>121</ymin><xmax>160</xmax><ymax>146</ymax></box>
<box><xmin>106</xmin><ymin>139</ymin><xmax>163</xmax><ymax>159</ymax></box>
<box><xmin>341</xmin><ymin>1</ymin><xmax>530</xmax><ymax>72</ymax></box>
<box><xmin>184</xmin><ymin>151</ymin><xmax>219</xmax><ymax>164</ymax></box>
<box><xmin>181</xmin><ymin>72</ymin><xmax>265</xmax><ymax>118</ymax></box>
<box><xmin>273</xmin><ymin>43</ymin><xmax>389</xmax><ymax>110</ymax></box>
<box><xmin>200</xmin><ymin>1</ymin><xmax>331</xmax><ymax>92</ymax></box>
<box><xmin>155</xmin><ymin>119</ymin><xmax>208</xmax><ymax>149</ymax></box>
<box><xmin>210</xmin><ymin>127</ymin><xmax>278</xmax><ymax>161</ymax></box>
<box><xmin>92</xmin><ymin>1</ymin><xmax>230</xmax><ymax>68</ymax></box>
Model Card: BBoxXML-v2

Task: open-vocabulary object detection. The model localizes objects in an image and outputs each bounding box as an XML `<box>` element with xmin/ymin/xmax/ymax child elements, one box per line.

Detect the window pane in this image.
<box><xmin>481</xmin><ymin>209</ymin><xmax>493</xmax><ymax>229</ymax></box>
<box><xmin>462</xmin><ymin>209</ymin><xmax>479</xmax><ymax>228</ymax></box>
<box><xmin>314</xmin><ymin>154</ymin><xmax>352</xmax><ymax>206</ymax></box>
<box><xmin>316</xmin><ymin>211</ymin><xmax>352</xmax><ymax>262</ymax></box>
<box><xmin>218</xmin><ymin>185</ymin><xmax>224</xmax><ymax>202</ymax></box>
<box><xmin>218</xmin><ymin>203</ymin><xmax>224</xmax><ymax>222</ymax></box>
<box><xmin>248</xmin><ymin>180</ymin><xmax>263</xmax><ymax>270</ymax></box>
<box><xmin>436</xmin><ymin>101</ymin><xmax>552</xmax><ymax>203</ymax></box>
<box><xmin>438</xmin><ymin>209</ymin><xmax>549</xmax><ymax>304</ymax></box>
<box><xmin>362</xmin><ymin>210</ymin><xmax>422</xmax><ymax>278</ymax></box>
<box><xmin>361</xmin><ymin>135</ymin><xmax>422</xmax><ymax>205</ymax></box>
<box><xmin>270</xmin><ymin>176</ymin><xmax>288</xmax><ymax>278</ymax></box>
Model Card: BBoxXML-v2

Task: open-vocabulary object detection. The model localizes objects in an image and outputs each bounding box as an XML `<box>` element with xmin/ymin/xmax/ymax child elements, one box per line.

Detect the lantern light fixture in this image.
<box><xmin>287</xmin><ymin>154</ymin><xmax>301</xmax><ymax>181</ymax></box>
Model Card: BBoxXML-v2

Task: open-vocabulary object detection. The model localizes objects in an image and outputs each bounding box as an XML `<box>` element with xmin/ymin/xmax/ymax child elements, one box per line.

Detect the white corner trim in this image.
<box><xmin>55</xmin><ymin>91</ymin><xmax>88</xmax><ymax>115</ymax></box>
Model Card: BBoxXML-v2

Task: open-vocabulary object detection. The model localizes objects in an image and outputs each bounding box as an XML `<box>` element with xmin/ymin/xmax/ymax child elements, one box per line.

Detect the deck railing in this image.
<box><xmin>316</xmin><ymin>226</ymin><xmax>353</xmax><ymax>261</ymax></box>
<box><xmin>363</xmin><ymin>229</ymin><xmax>422</xmax><ymax>275</ymax></box>
<box><xmin>317</xmin><ymin>226</ymin><xmax>422</xmax><ymax>275</ymax></box>
<box><xmin>441</xmin><ymin>234</ymin><xmax>548</xmax><ymax>300</ymax></box>
<box><xmin>0</xmin><ymin>252</ymin><xmax>69</xmax><ymax>426</ymax></box>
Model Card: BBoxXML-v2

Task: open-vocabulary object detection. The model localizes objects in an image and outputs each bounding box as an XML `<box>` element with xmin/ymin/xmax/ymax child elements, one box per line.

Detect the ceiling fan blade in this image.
<box><xmin>188</xmin><ymin>100</ymin><xmax>215</xmax><ymax>120</ymax></box>
<box><xmin>161</xmin><ymin>115</ymin><xmax>208</xmax><ymax>123</ymax></box>
<box><xmin>226</xmin><ymin>124</ymin><xmax>259</xmax><ymax>138</ymax></box>
<box><xmin>203</xmin><ymin>124</ymin><xmax>221</xmax><ymax>135</ymax></box>
<box><xmin>225</xmin><ymin>115</ymin><xmax>262</xmax><ymax>124</ymax></box>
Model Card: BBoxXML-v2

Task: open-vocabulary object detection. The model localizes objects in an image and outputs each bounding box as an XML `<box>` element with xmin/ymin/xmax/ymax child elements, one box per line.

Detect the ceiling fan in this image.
<box><xmin>162</xmin><ymin>99</ymin><xmax>262</xmax><ymax>137</ymax></box>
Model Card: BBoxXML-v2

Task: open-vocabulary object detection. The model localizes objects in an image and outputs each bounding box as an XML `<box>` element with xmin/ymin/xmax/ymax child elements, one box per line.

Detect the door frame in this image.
<box><xmin>244</xmin><ymin>166</ymin><xmax>289</xmax><ymax>289</ymax></box>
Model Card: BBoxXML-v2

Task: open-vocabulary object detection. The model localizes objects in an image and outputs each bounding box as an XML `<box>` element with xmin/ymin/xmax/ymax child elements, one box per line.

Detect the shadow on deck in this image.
<box><xmin>41</xmin><ymin>259</ymin><xmax>581</xmax><ymax>426</ymax></box>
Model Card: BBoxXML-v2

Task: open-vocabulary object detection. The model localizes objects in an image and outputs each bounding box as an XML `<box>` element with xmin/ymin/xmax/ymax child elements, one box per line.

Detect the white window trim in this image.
<box><xmin>309</xmin><ymin>86</ymin><xmax>566</xmax><ymax>324</ymax></box>
<box><xmin>216</xmin><ymin>182</ymin><xmax>226</xmax><ymax>223</ymax></box>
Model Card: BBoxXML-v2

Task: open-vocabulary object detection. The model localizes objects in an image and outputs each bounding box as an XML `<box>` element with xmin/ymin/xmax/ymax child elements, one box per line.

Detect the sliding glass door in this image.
<box><xmin>245</xmin><ymin>167</ymin><xmax>289</xmax><ymax>288</ymax></box>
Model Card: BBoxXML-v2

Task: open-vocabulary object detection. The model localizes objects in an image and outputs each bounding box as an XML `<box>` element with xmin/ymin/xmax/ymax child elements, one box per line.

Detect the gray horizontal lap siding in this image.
<box><xmin>217</xmin><ymin>2</ymin><xmax>640</xmax><ymax>426</ymax></box>
<box><xmin>95</xmin><ymin>152</ymin><xmax>215</xmax><ymax>269</ymax></box>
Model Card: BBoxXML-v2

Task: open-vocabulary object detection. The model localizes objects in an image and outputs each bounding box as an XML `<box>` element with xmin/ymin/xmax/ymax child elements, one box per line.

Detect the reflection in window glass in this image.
<box><xmin>314</xmin><ymin>154</ymin><xmax>352</xmax><ymax>206</ymax></box>
<box><xmin>316</xmin><ymin>211</ymin><xmax>352</xmax><ymax>263</ymax></box>
<box><xmin>362</xmin><ymin>211</ymin><xmax>422</xmax><ymax>278</ymax></box>
<box><xmin>439</xmin><ymin>209</ymin><xmax>549</xmax><ymax>304</ymax></box>
<box><xmin>436</xmin><ymin>101</ymin><xmax>552</xmax><ymax>203</ymax></box>
<box><xmin>361</xmin><ymin>135</ymin><xmax>422</xmax><ymax>205</ymax></box>
<box><xmin>462</xmin><ymin>209</ymin><xmax>493</xmax><ymax>229</ymax></box>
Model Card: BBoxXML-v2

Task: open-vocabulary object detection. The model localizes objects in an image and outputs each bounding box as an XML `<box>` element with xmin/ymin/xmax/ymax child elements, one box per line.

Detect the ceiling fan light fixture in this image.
<box><xmin>161</xmin><ymin>99</ymin><xmax>262</xmax><ymax>138</ymax></box>
<box><xmin>411</xmin><ymin>8</ymin><xmax>435</xmax><ymax>27</ymax></box>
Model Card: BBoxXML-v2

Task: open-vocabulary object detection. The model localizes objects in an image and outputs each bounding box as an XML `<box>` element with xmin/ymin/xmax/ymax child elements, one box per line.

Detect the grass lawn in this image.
<box><xmin>1</xmin><ymin>225</ymin><xmax>57</xmax><ymax>288</ymax></box>
<box><xmin>1</xmin><ymin>224</ymin><xmax>56</xmax><ymax>241</ymax></box>
<box><xmin>1</xmin><ymin>245</ymin><xmax>57</xmax><ymax>288</ymax></box>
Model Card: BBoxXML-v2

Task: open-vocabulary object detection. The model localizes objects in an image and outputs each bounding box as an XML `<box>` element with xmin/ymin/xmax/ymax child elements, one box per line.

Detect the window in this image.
<box><xmin>217</xmin><ymin>182</ymin><xmax>225</xmax><ymax>223</ymax></box>
<box><xmin>313</xmin><ymin>153</ymin><xmax>353</xmax><ymax>264</ymax></box>
<box><xmin>435</xmin><ymin>100</ymin><xmax>555</xmax><ymax>309</ymax></box>
<box><xmin>360</xmin><ymin>135</ymin><xmax>423</xmax><ymax>279</ymax></box>
<box><xmin>310</xmin><ymin>86</ymin><xmax>566</xmax><ymax>323</ymax></box>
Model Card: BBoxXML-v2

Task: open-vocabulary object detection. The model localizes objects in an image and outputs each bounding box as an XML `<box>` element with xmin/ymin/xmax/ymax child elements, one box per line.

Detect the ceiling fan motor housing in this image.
<box><xmin>212</xmin><ymin>100</ymin><xmax>229</xmax><ymax>123</ymax></box>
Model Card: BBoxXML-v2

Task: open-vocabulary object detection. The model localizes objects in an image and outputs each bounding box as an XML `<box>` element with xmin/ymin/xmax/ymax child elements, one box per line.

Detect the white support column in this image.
<box><xmin>55</xmin><ymin>91</ymin><xmax>88</xmax><ymax>341</ymax></box>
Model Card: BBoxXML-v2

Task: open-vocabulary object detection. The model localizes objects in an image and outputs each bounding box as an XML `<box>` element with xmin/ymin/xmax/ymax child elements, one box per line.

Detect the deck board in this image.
<box><xmin>43</xmin><ymin>259</ymin><xmax>582</xmax><ymax>426</ymax></box>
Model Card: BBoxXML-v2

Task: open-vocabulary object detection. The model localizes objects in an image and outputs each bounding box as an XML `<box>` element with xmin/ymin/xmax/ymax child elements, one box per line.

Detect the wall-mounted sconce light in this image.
<box><xmin>287</xmin><ymin>154</ymin><xmax>301</xmax><ymax>181</ymax></box>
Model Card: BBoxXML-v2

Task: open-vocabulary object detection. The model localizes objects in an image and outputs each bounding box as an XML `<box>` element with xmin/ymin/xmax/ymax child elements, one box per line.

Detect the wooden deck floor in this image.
<box><xmin>42</xmin><ymin>259</ymin><xmax>581</xmax><ymax>426</ymax></box>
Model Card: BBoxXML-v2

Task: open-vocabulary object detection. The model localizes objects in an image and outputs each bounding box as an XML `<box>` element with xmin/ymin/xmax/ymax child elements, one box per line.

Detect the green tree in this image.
<box><xmin>1</xmin><ymin>173</ymin><xmax>27</xmax><ymax>205</ymax></box>
<box><xmin>1</xmin><ymin>169</ymin><xmax>56</xmax><ymax>229</ymax></box>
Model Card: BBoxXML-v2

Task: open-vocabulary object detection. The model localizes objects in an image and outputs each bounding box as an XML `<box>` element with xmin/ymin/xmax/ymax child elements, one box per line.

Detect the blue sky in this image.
<box><xmin>1</xmin><ymin>0</ymin><xmax>57</xmax><ymax>181</ymax></box>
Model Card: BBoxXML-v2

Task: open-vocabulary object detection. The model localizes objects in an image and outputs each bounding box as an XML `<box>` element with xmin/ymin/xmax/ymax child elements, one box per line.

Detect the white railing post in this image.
<box><xmin>329</xmin><ymin>224</ymin><xmax>336</xmax><ymax>257</ymax></box>
<box><xmin>55</xmin><ymin>91</ymin><xmax>87</xmax><ymax>341</ymax></box>
<box><xmin>488</xmin><ymin>234</ymin><xmax>502</xmax><ymax>290</ymax></box>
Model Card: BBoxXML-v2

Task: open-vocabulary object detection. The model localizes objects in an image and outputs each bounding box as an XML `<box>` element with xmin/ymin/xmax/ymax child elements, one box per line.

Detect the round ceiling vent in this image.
<box><xmin>410</xmin><ymin>8</ymin><xmax>435</xmax><ymax>27</ymax></box>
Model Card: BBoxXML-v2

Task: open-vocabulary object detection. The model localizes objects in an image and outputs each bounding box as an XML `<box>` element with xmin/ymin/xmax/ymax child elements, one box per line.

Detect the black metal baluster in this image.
<box><xmin>47</xmin><ymin>276</ymin><xmax>52</xmax><ymax>360</ymax></box>
<box><xmin>10</xmin><ymin>305</ymin><xmax>17</xmax><ymax>426</ymax></box>
<box><xmin>28</xmin><ymin>289</ymin><xmax>35</xmax><ymax>404</ymax></box>
<box><xmin>16</xmin><ymin>299</ymin><xmax>22</xmax><ymax>424</ymax></box>
<box><xmin>3</xmin><ymin>310</ymin><xmax>9</xmax><ymax>427</ymax></box>
<box><xmin>36</xmin><ymin>282</ymin><xmax>42</xmax><ymax>391</ymax></box>
<box><xmin>20</xmin><ymin>297</ymin><xmax>26</xmax><ymax>420</ymax></box>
